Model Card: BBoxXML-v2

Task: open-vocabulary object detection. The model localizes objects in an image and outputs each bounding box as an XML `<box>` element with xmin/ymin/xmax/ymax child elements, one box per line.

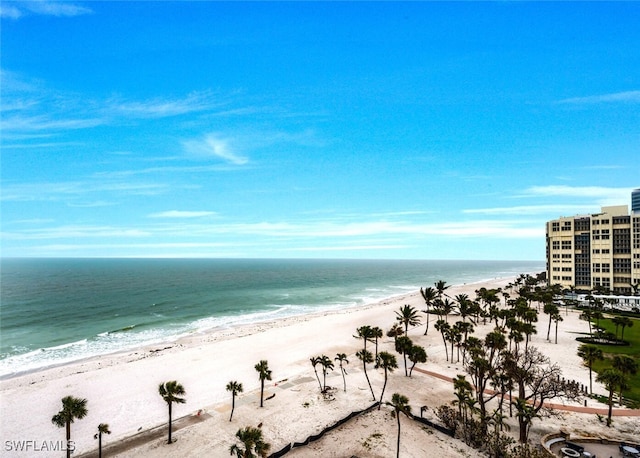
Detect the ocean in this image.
<box><xmin>0</xmin><ymin>258</ymin><xmax>544</xmax><ymax>378</ymax></box>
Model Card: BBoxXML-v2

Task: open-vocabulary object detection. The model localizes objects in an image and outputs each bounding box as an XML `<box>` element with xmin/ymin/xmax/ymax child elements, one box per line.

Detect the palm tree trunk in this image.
<box><xmin>313</xmin><ymin>368</ymin><xmax>322</xmax><ymax>392</ymax></box>
<box><xmin>378</xmin><ymin>371</ymin><xmax>388</xmax><ymax>410</ymax></box>
<box><xmin>98</xmin><ymin>434</ymin><xmax>102</xmax><ymax>458</ymax></box>
<box><xmin>396</xmin><ymin>414</ymin><xmax>401</xmax><ymax>458</ymax></box>
<box><xmin>403</xmin><ymin>352</ymin><xmax>408</xmax><ymax>377</ymax></box>
<box><xmin>363</xmin><ymin>363</ymin><xmax>375</xmax><ymax>401</ymax></box>
<box><xmin>424</xmin><ymin>310</ymin><xmax>430</xmax><ymax>335</ymax></box>
<box><xmin>230</xmin><ymin>394</ymin><xmax>235</xmax><ymax>421</ymax></box>
<box><xmin>66</xmin><ymin>422</ymin><xmax>71</xmax><ymax>458</ymax></box>
<box><xmin>607</xmin><ymin>391</ymin><xmax>613</xmax><ymax>427</ymax></box>
<box><xmin>589</xmin><ymin>366</ymin><xmax>593</xmax><ymax>394</ymax></box>
<box><xmin>168</xmin><ymin>402</ymin><xmax>173</xmax><ymax>443</ymax></box>
<box><xmin>260</xmin><ymin>380</ymin><xmax>265</xmax><ymax>407</ymax></box>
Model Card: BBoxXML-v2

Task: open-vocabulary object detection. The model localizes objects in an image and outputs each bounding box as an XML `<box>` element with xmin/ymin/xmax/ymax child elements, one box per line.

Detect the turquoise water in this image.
<box><xmin>0</xmin><ymin>258</ymin><xmax>544</xmax><ymax>377</ymax></box>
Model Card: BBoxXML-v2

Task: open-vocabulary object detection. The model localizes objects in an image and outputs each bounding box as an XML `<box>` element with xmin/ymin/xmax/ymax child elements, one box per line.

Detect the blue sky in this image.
<box><xmin>1</xmin><ymin>1</ymin><xmax>638</xmax><ymax>260</ymax></box>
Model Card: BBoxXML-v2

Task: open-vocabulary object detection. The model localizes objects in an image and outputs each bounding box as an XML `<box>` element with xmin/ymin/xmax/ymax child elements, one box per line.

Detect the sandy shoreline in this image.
<box><xmin>1</xmin><ymin>275</ymin><xmax>638</xmax><ymax>457</ymax></box>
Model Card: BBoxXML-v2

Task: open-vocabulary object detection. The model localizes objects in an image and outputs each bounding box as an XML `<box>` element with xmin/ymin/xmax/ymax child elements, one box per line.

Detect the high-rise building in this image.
<box><xmin>546</xmin><ymin>190</ymin><xmax>640</xmax><ymax>294</ymax></box>
<box><xmin>632</xmin><ymin>188</ymin><xmax>640</xmax><ymax>213</ymax></box>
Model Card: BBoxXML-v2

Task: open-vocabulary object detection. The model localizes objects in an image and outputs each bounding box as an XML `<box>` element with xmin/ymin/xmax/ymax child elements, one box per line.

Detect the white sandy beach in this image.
<box><xmin>1</xmin><ymin>276</ymin><xmax>638</xmax><ymax>457</ymax></box>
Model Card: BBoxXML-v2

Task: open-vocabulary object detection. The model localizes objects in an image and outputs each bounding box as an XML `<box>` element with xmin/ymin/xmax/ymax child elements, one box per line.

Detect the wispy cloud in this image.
<box><xmin>557</xmin><ymin>90</ymin><xmax>640</xmax><ymax>105</ymax></box>
<box><xmin>106</xmin><ymin>91</ymin><xmax>225</xmax><ymax>119</ymax></box>
<box><xmin>0</xmin><ymin>180</ymin><xmax>169</xmax><ymax>202</ymax></box>
<box><xmin>2</xmin><ymin>225</ymin><xmax>150</xmax><ymax>240</ymax></box>
<box><xmin>522</xmin><ymin>185</ymin><xmax>634</xmax><ymax>202</ymax></box>
<box><xmin>463</xmin><ymin>204</ymin><xmax>597</xmax><ymax>216</ymax></box>
<box><xmin>182</xmin><ymin>133</ymin><xmax>249</xmax><ymax>165</ymax></box>
<box><xmin>1</xmin><ymin>114</ymin><xmax>104</xmax><ymax>132</ymax></box>
<box><xmin>148</xmin><ymin>211</ymin><xmax>217</xmax><ymax>218</ymax></box>
<box><xmin>1</xmin><ymin>1</ymin><xmax>92</xmax><ymax>19</ymax></box>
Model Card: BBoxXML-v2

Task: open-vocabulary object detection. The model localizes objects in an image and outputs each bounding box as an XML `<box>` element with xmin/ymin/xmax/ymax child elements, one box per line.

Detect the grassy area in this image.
<box><xmin>589</xmin><ymin>315</ymin><xmax>640</xmax><ymax>405</ymax></box>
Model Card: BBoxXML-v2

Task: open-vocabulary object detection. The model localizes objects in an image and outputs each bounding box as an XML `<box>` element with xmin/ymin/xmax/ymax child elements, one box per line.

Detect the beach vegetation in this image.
<box><xmin>596</xmin><ymin>368</ymin><xmax>626</xmax><ymax>426</ymax></box>
<box><xmin>376</xmin><ymin>351</ymin><xmax>397</xmax><ymax>409</ymax></box>
<box><xmin>394</xmin><ymin>335</ymin><xmax>413</xmax><ymax>376</ymax></box>
<box><xmin>94</xmin><ymin>423</ymin><xmax>111</xmax><ymax>458</ymax></box>
<box><xmin>577</xmin><ymin>344</ymin><xmax>604</xmax><ymax>394</ymax></box>
<box><xmin>543</xmin><ymin>302</ymin><xmax>559</xmax><ymax>342</ymax></box>
<box><xmin>407</xmin><ymin>344</ymin><xmax>427</xmax><ymax>377</ymax></box>
<box><xmin>386</xmin><ymin>323</ymin><xmax>404</xmax><ymax>343</ymax></box>
<box><xmin>229</xmin><ymin>425</ymin><xmax>271</xmax><ymax>458</ymax></box>
<box><xmin>158</xmin><ymin>380</ymin><xmax>186</xmax><ymax>444</ymax></box>
<box><xmin>310</xmin><ymin>356</ymin><xmax>323</xmax><ymax>392</ymax></box>
<box><xmin>254</xmin><ymin>360</ymin><xmax>272</xmax><ymax>408</ymax></box>
<box><xmin>371</xmin><ymin>326</ymin><xmax>383</xmax><ymax>359</ymax></box>
<box><xmin>355</xmin><ymin>325</ymin><xmax>377</xmax><ymax>400</ymax></box>
<box><xmin>612</xmin><ymin>355</ymin><xmax>638</xmax><ymax>406</ymax></box>
<box><xmin>386</xmin><ymin>392</ymin><xmax>411</xmax><ymax>458</ymax></box>
<box><xmin>420</xmin><ymin>286</ymin><xmax>437</xmax><ymax>335</ymax></box>
<box><xmin>335</xmin><ymin>353</ymin><xmax>349</xmax><ymax>392</ymax></box>
<box><xmin>319</xmin><ymin>354</ymin><xmax>334</xmax><ymax>391</ymax></box>
<box><xmin>51</xmin><ymin>395</ymin><xmax>88</xmax><ymax>458</ymax></box>
<box><xmin>356</xmin><ymin>349</ymin><xmax>375</xmax><ymax>401</ymax></box>
<box><xmin>464</xmin><ymin>330</ymin><xmax>505</xmax><ymax>429</ymax></box>
<box><xmin>361</xmin><ymin>432</ymin><xmax>383</xmax><ymax>451</ymax></box>
<box><xmin>395</xmin><ymin>304</ymin><xmax>421</xmax><ymax>336</ymax></box>
<box><xmin>226</xmin><ymin>381</ymin><xmax>244</xmax><ymax>422</ymax></box>
<box><xmin>504</xmin><ymin>347</ymin><xmax>580</xmax><ymax>442</ymax></box>
<box><xmin>434</xmin><ymin>280</ymin><xmax>450</xmax><ymax>303</ymax></box>
<box><xmin>434</xmin><ymin>319</ymin><xmax>451</xmax><ymax>361</ymax></box>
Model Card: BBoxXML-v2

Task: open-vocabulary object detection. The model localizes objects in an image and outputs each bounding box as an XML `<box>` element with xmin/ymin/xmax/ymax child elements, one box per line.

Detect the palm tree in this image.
<box><xmin>420</xmin><ymin>286</ymin><xmax>437</xmax><ymax>335</ymax></box>
<box><xmin>552</xmin><ymin>311</ymin><xmax>563</xmax><ymax>344</ymax></box>
<box><xmin>320</xmin><ymin>354</ymin><xmax>334</xmax><ymax>391</ymax></box>
<box><xmin>596</xmin><ymin>369</ymin><xmax>626</xmax><ymax>427</ymax></box>
<box><xmin>158</xmin><ymin>380</ymin><xmax>186</xmax><ymax>444</ymax></box>
<box><xmin>254</xmin><ymin>360</ymin><xmax>272</xmax><ymax>408</ymax></box>
<box><xmin>376</xmin><ymin>351</ymin><xmax>398</xmax><ymax>409</ymax></box>
<box><xmin>229</xmin><ymin>426</ymin><xmax>271</xmax><ymax>458</ymax></box>
<box><xmin>356</xmin><ymin>349</ymin><xmax>376</xmax><ymax>401</ymax></box>
<box><xmin>226</xmin><ymin>381</ymin><xmax>244</xmax><ymax>421</ymax></box>
<box><xmin>371</xmin><ymin>326</ymin><xmax>384</xmax><ymax>359</ymax></box>
<box><xmin>611</xmin><ymin>316</ymin><xmax>624</xmax><ymax>340</ymax></box>
<box><xmin>386</xmin><ymin>393</ymin><xmax>411</xmax><ymax>458</ymax></box>
<box><xmin>51</xmin><ymin>395</ymin><xmax>88</xmax><ymax>458</ymax></box>
<box><xmin>619</xmin><ymin>316</ymin><xmax>634</xmax><ymax>341</ymax></box>
<box><xmin>455</xmin><ymin>293</ymin><xmax>473</xmax><ymax>323</ymax></box>
<box><xmin>435</xmin><ymin>279</ymin><xmax>450</xmax><ymax>301</ymax></box>
<box><xmin>579</xmin><ymin>309</ymin><xmax>593</xmax><ymax>337</ymax></box>
<box><xmin>440</xmin><ymin>298</ymin><xmax>456</xmax><ymax>323</ymax></box>
<box><xmin>544</xmin><ymin>302</ymin><xmax>559</xmax><ymax>341</ymax></box>
<box><xmin>577</xmin><ymin>344</ymin><xmax>603</xmax><ymax>394</ymax></box>
<box><xmin>335</xmin><ymin>353</ymin><xmax>349</xmax><ymax>392</ymax></box>
<box><xmin>355</xmin><ymin>325</ymin><xmax>376</xmax><ymax>400</ymax></box>
<box><xmin>407</xmin><ymin>344</ymin><xmax>427</xmax><ymax>377</ymax></box>
<box><xmin>612</xmin><ymin>355</ymin><xmax>638</xmax><ymax>406</ymax></box>
<box><xmin>94</xmin><ymin>423</ymin><xmax>111</xmax><ymax>458</ymax></box>
<box><xmin>394</xmin><ymin>335</ymin><xmax>413</xmax><ymax>376</ymax></box>
<box><xmin>387</xmin><ymin>323</ymin><xmax>404</xmax><ymax>343</ymax></box>
<box><xmin>310</xmin><ymin>356</ymin><xmax>323</xmax><ymax>392</ymax></box>
<box><xmin>395</xmin><ymin>304</ymin><xmax>421</xmax><ymax>336</ymax></box>
<box><xmin>434</xmin><ymin>319</ymin><xmax>451</xmax><ymax>361</ymax></box>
